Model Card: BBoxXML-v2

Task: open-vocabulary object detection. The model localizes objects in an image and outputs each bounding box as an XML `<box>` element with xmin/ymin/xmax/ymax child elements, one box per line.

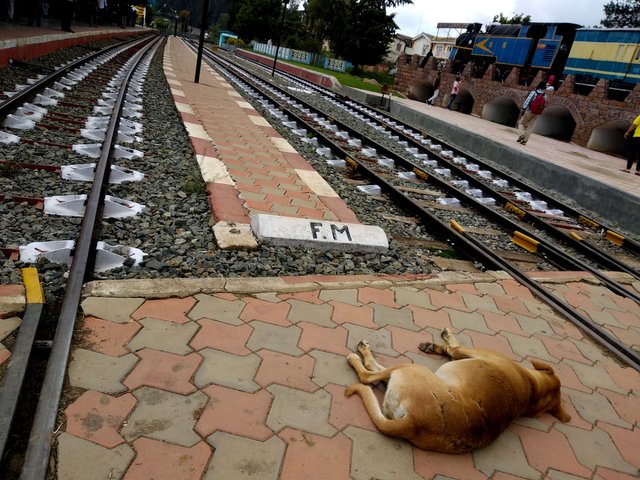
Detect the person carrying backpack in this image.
<box><xmin>516</xmin><ymin>81</ymin><xmax>548</xmax><ymax>145</ymax></box>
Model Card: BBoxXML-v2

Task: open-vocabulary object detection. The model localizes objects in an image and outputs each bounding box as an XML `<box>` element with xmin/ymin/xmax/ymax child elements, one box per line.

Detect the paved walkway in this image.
<box><xmin>52</xmin><ymin>272</ymin><xmax>640</xmax><ymax>479</ymax></box>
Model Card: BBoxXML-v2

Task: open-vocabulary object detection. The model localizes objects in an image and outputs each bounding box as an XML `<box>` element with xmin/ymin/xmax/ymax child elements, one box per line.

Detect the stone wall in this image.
<box><xmin>394</xmin><ymin>53</ymin><xmax>640</xmax><ymax>147</ymax></box>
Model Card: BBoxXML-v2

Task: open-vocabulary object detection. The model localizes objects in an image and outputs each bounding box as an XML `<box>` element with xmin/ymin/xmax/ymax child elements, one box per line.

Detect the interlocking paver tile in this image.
<box><xmin>447</xmin><ymin>309</ymin><xmax>493</xmax><ymax>334</ymax></box>
<box><xmin>386</xmin><ymin>324</ymin><xmax>433</xmax><ymax>354</ymax></box>
<box><xmin>599</xmin><ymin>422</ymin><xmax>640</xmax><ymax>469</ymax></box>
<box><xmin>82</xmin><ymin>316</ymin><xmax>141</xmax><ymax>356</ymax></box>
<box><xmin>68</xmin><ymin>349</ymin><xmax>138</xmax><ymax>394</ymax></box>
<box><xmin>570</xmin><ymin>338</ymin><xmax>613</xmax><ymax>365</ymax></box>
<box><xmin>196</xmin><ymin>384</ymin><xmax>273</xmax><ymax>440</ymax></box>
<box><xmin>0</xmin><ymin>347</ymin><xmax>9</xmax><ymax>366</ymax></box>
<box><xmin>564</xmin><ymin>359</ymin><xmax>627</xmax><ymax>394</ymax></box>
<box><xmin>605</xmin><ymin>363</ymin><xmax>640</xmax><ymax>392</ymax></box>
<box><xmin>326</xmin><ymin>382</ymin><xmax>379</xmax><ymax>431</ymax></box>
<box><xmin>460</xmin><ymin>291</ymin><xmax>502</xmax><ymax>314</ymax></box>
<box><xmin>80</xmin><ymin>297</ymin><xmax>145</xmax><ymax>323</ymax></box>
<box><xmin>580</xmin><ymin>307</ymin><xmax>624</xmax><ymax>327</ymax></box>
<box><xmin>125</xmin><ymin>438</ymin><xmax>211</xmax><ymax>480</ymax></box>
<box><xmin>124</xmin><ymin>349</ymin><xmax>202</xmax><ymax>394</ymax></box>
<box><xmin>464</xmin><ymin>330</ymin><xmax>517</xmax><ymax>358</ymax></box>
<box><xmin>357</xmin><ymin>286</ymin><xmax>400</xmax><ymax>308</ymax></box>
<box><xmin>554</xmin><ymin>362</ymin><xmax>593</xmax><ymax>393</ymax></box>
<box><xmin>329</xmin><ymin>301</ymin><xmax>377</xmax><ymax>328</ymax></box>
<box><xmin>0</xmin><ymin>316</ymin><xmax>20</xmax><ymax>339</ymax></box>
<box><xmin>241</xmin><ymin>297</ymin><xmax>291</xmax><ymax>326</ymax></box>
<box><xmin>246</xmin><ymin>321</ymin><xmax>303</xmax><ymax>355</ymax></box>
<box><xmin>56</xmin><ymin>432</ymin><xmax>135</xmax><ymax>480</ymax></box>
<box><xmin>131</xmin><ymin>297</ymin><xmax>197</xmax><ymax>324</ymax></box>
<box><xmin>392</xmin><ymin>286</ymin><xmax>437</xmax><ymax>309</ymax></box>
<box><xmin>121</xmin><ymin>387</ymin><xmax>208</xmax><ymax>447</ymax></box>
<box><xmin>319</xmin><ymin>288</ymin><xmax>360</xmax><ymax>306</ymax></box>
<box><xmin>190</xmin><ymin>318</ymin><xmax>252</xmax><ymax>355</ymax></box>
<box><xmin>343</xmin><ymin>324</ymin><xmax>396</xmax><ymax>356</ymax></box>
<box><xmin>297</xmin><ymin>322</ymin><xmax>350</xmax><ymax>355</ymax></box>
<box><xmin>188</xmin><ymin>293</ymin><xmax>245</xmax><ymax>325</ymax></box>
<box><xmin>371</xmin><ymin>303</ymin><xmax>419</xmax><ymax>330</ymax></box>
<box><xmin>489</xmin><ymin>294</ymin><xmax>533</xmax><ymax>317</ymax></box>
<box><xmin>428</xmin><ymin>289</ymin><xmax>473</xmax><ymax>312</ymax></box>
<box><xmin>555</xmin><ymin>423</ymin><xmax>638</xmax><ymax>475</ymax></box>
<box><xmin>515</xmin><ymin>313</ymin><xmax>557</xmax><ymax>336</ymax></box>
<box><xmin>204</xmin><ymin>432</ymin><xmax>285</xmax><ymax>480</ymax></box>
<box><xmin>475</xmin><ymin>281</ymin><xmax>508</xmax><ymax>297</ymax></box>
<box><xmin>286</xmin><ymin>299</ymin><xmax>335</xmax><ymax>327</ymax></box>
<box><xmin>599</xmin><ymin>389</ymin><xmax>640</xmax><ymax>426</ymax></box>
<box><xmin>472</xmin><ymin>430</ymin><xmax>540</xmax><ymax>479</ymax></box>
<box><xmin>278</xmin><ymin>428</ymin><xmax>352</xmax><ymax>479</ymax></box>
<box><xmin>445</xmin><ymin>282</ymin><xmax>480</xmax><ymax>294</ymax></box>
<box><xmin>126</xmin><ymin>317</ymin><xmax>199</xmax><ymax>354</ymax></box>
<box><xmin>266</xmin><ymin>384</ymin><xmax>336</xmax><ymax>436</ymax></box>
<box><xmin>194</xmin><ymin>348</ymin><xmax>261</xmax><ymax>392</ymax></box>
<box><xmin>545</xmin><ymin>469</ymin><xmax>588</xmax><ymax>480</ymax></box>
<box><xmin>344</xmin><ymin>426</ymin><xmax>422</xmax><ymax>480</ymax></box>
<box><xmin>538</xmin><ymin>335</ymin><xmax>592</xmax><ymax>364</ymax></box>
<box><xmin>522</xmin><ymin>297</ymin><xmax>556</xmax><ymax>318</ymax></box>
<box><xmin>254</xmin><ymin>350</ymin><xmax>317</xmax><ymax>391</ymax></box>
<box><xmin>610</xmin><ymin>309</ymin><xmax>640</xmax><ymax>328</ymax></box>
<box><xmin>482</xmin><ymin>310</ymin><xmax>526</xmax><ymax>335</ymax></box>
<box><xmin>498</xmin><ymin>279</ymin><xmax>536</xmax><ymax>299</ymax></box>
<box><xmin>501</xmin><ymin>332</ymin><xmax>556</xmax><ymax>363</ymax></box>
<box><xmin>410</xmin><ymin>305</ymin><xmax>451</xmax><ymax>331</ymax></box>
<box><xmin>308</xmin><ymin>349</ymin><xmax>359</xmax><ymax>387</ymax></box>
<box><xmin>510</xmin><ymin>424</ymin><xmax>592</xmax><ymax>477</ymax></box>
<box><xmin>278</xmin><ymin>290</ymin><xmax>323</xmax><ymax>304</ymax></box>
<box><xmin>593</xmin><ymin>467</ymin><xmax>640</xmax><ymax>479</ymax></box>
<box><xmin>414</xmin><ymin>449</ymin><xmax>487</xmax><ymax>480</ymax></box>
<box><xmin>65</xmin><ymin>390</ymin><xmax>136</xmax><ymax>448</ymax></box>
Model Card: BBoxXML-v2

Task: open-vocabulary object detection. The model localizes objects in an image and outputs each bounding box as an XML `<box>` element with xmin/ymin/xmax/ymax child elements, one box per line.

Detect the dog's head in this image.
<box><xmin>527</xmin><ymin>360</ymin><xmax>571</xmax><ymax>422</ymax></box>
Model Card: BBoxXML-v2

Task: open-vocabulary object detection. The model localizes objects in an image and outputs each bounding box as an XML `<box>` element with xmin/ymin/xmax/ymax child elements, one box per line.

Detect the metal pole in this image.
<box><xmin>174</xmin><ymin>14</ymin><xmax>178</xmax><ymax>36</ymax></box>
<box><xmin>194</xmin><ymin>0</ymin><xmax>210</xmax><ymax>83</ymax></box>
<box><xmin>270</xmin><ymin>0</ymin><xmax>289</xmax><ymax>77</ymax></box>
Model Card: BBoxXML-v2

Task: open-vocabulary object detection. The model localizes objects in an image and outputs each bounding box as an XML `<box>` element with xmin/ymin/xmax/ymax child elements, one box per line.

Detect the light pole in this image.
<box><xmin>194</xmin><ymin>0</ymin><xmax>210</xmax><ymax>83</ymax></box>
<box><xmin>270</xmin><ymin>0</ymin><xmax>290</xmax><ymax>77</ymax></box>
<box><xmin>174</xmin><ymin>14</ymin><xmax>178</xmax><ymax>36</ymax></box>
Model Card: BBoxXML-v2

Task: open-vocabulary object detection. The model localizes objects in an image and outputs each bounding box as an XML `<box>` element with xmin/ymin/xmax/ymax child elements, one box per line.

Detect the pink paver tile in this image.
<box><xmin>124</xmin><ymin>349</ymin><xmax>202</xmax><ymax>394</ymax></box>
<box><xmin>82</xmin><ymin>316</ymin><xmax>141</xmax><ymax>356</ymax></box>
<box><xmin>510</xmin><ymin>424</ymin><xmax>592</xmax><ymax>477</ymax></box>
<box><xmin>610</xmin><ymin>309</ymin><xmax>640</xmax><ymax>328</ymax></box>
<box><xmin>278</xmin><ymin>428</ymin><xmax>352</xmax><ymax>480</ymax></box>
<box><xmin>196</xmin><ymin>384</ymin><xmax>273</xmax><ymax>440</ymax></box>
<box><xmin>498</xmin><ymin>279</ymin><xmax>535</xmax><ymax>300</ymax></box>
<box><xmin>604</xmin><ymin>363</ymin><xmax>640</xmax><ymax>393</ymax></box>
<box><xmin>427</xmin><ymin>290</ymin><xmax>472</xmax><ymax>312</ymax></box>
<box><xmin>64</xmin><ymin>390</ymin><xmax>136</xmax><ymax>448</ymax></box>
<box><xmin>278</xmin><ymin>290</ymin><xmax>323</xmax><ymax>304</ymax></box>
<box><xmin>548</xmin><ymin>314</ymin><xmax>585</xmax><ymax>340</ymax></box>
<box><xmin>414</xmin><ymin>449</ymin><xmax>487</xmax><ymax>480</ymax></box>
<box><xmin>538</xmin><ymin>335</ymin><xmax>592</xmax><ymax>364</ymax></box>
<box><xmin>131</xmin><ymin>297</ymin><xmax>197</xmax><ymax>324</ymax></box>
<box><xmin>387</xmin><ymin>325</ymin><xmax>433</xmax><ymax>354</ymax></box>
<box><xmin>215</xmin><ymin>292</ymin><xmax>239</xmax><ymax>301</ymax></box>
<box><xmin>558</xmin><ymin>391</ymin><xmax>593</xmax><ymax>430</ymax></box>
<box><xmin>329</xmin><ymin>301</ymin><xmax>377</xmax><ymax>329</ymax></box>
<box><xmin>554</xmin><ymin>362</ymin><xmax>593</xmax><ymax>393</ymax></box>
<box><xmin>357</xmin><ymin>287</ymin><xmax>400</xmax><ymax>308</ymax></box>
<box><xmin>254</xmin><ymin>350</ymin><xmax>317</xmax><ymax>391</ymax></box>
<box><xmin>326</xmin><ymin>383</ymin><xmax>379</xmax><ymax>432</ymax></box>
<box><xmin>482</xmin><ymin>311</ymin><xmax>526</xmax><ymax>335</ymax></box>
<box><xmin>240</xmin><ymin>297</ymin><xmax>291</xmax><ymax>326</ymax></box>
<box><xmin>464</xmin><ymin>330</ymin><xmax>518</xmax><ymax>359</ymax></box>
<box><xmin>490</xmin><ymin>294</ymin><xmax>533</xmax><ymax>317</ymax></box>
<box><xmin>297</xmin><ymin>322</ymin><xmax>350</xmax><ymax>356</ymax></box>
<box><xmin>0</xmin><ymin>349</ymin><xmax>10</xmax><ymax>366</ymax></box>
<box><xmin>410</xmin><ymin>306</ymin><xmax>451</xmax><ymax>330</ymax></box>
<box><xmin>599</xmin><ymin>422</ymin><xmax>640</xmax><ymax>468</ymax></box>
<box><xmin>599</xmin><ymin>389</ymin><xmax>640</xmax><ymax>427</ymax></box>
<box><xmin>595</xmin><ymin>466</ymin><xmax>640</xmax><ymax>480</ymax></box>
<box><xmin>189</xmin><ymin>319</ymin><xmax>252</xmax><ymax>355</ymax></box>
<box><xmin>445</xmin><ymin>283</ymin><xmax>479</xmax><ymax>294</ymax></box>
<box><xmin>0</xmin><ymin>285</ymin><xmax>22</xmax><ymax>296</ymax></box>
<box><xmin>124</xmin><ymin>438</ymin><xmax>211</xmax><ymax>480</ymax></box>
<box><xmin>492</xmin><ymin>473</ymin><xmax>528</xmax><ymax>480</ymax></box>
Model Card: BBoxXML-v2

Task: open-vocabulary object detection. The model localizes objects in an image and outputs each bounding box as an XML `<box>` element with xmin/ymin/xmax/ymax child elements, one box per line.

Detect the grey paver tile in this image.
<box><xmin>266</xmin><ymin>384</ymin><xmax>336</xmax><ymax>436</ymax></box>
<box><xmin>472</xmin><ymin>430</ymin><xmax>541</xmax><ymax>479</ymax></box>
<box><xmin>0</xmin><ymin>316</ymin><xmax>20</xmax><ymax>340</ymax></box>
<box><xmin>372</xmin><ymin>303</ymin><xmax>419</xmax><ymax>331</ymax></box>
<box><xmin>343</xmin><ymin>324</ymin><xmax>396</xmax><ymax>356</ymax></box>
<box><xmin>565</xmin><ymin>359</ymin><xmax>627</xmax><ymax>394</ymax></box>
<box><xmin>502</xmin><ymin>332</ymin><xmax>557</xmax><ymax>363</ymax></box>
<box><xmin>515</xmin><ymin>313</ymin><xmax>557</xmax><ymax>337</ymax></box>
<box><xmin>194</xmin><ymin>348</ymin><xmax>261</xmax><ymax>392</ymax></box>
<box><xmin>555</xmin><ymin>424</ymin><xmax>638</xmax><ymax>474</ymax></box>
<box><xmin>343</xmin><ymin>426</ymin><xmax>422</xmax><ymax>480</ymax></box>
<box><xmin>56</xmin><ymin>432</ymin><xmax>135</xmax><ymax>480</ymax></box>
<box><xmin>246</xmin><ymin>321</ymin><xmax>303</xmax><ymax>355</ymax></box>
<box><xmin>392</xmin><ymin>286</ymin><xmax>437</xmax><ymax>309</ymax></box>
<box><xmin>474</xmin><ymin>282</ymin><xmax>507</xmax><ymax>297</ymax></box>
<box><xmin>565</xmin><ymin>388</ymin><xmax>632</xmax><ymax>428</ymax></box>
<box><xmin>204</xmin><ymin>432</ymin><xmax>285</xmax><ymax>480</ymax></box>
<box><xmin>80</xmin><ymin>297</ymin><xmax>145</xmax><ymax>323</ymax></box>
<box><xmin>68</xmin><ymin>349</ymin><xmax>138</xmax><ymax>394</ymax></box>
<box><xmin>127</xmin><ymin>317</ymin><xmax>199</xmax><ymax>354</ymax></box>
<box><xmin>286</xmin><ymin>299</ymin><xmax>335</xmax><ymax>327</ymax></box>
<box><xmin>309</xmin><ymin>349</ymin><xmax>358</xmax><ymax>387</ymax></box>
<box><xmin>188</xmin><ymin>293</ymin><xmax>244</xmax><ymax>325</ymax></box>
<box><xmin>570</xmin><ymin>339</ymin><xmax>615</xmax><ymax>365</ymax></box>
<box><xmin>581</xmin><ymin>307</ymin><xmax>623</xmax><ymax>327</ymax></box>
<box><xmin>447</xmin><ymin>309</ymin><xmax>493</xmax><ymax>334</ymax></box>
<box><xmin>121</xmin><ymin>387</ymin><xmax>208</xmax><ymax>447</ymax></box>
<box><xmin>546</xmin><ymin>470</ymin><xmax>589</xmax><ymax>480</ymax></box>
<box><xmin>459</xmin><ymin>291</ymin><xmax>501</xmax><ymax>314</ymax></box>
<box><xmin>319</xmin><ymin>288</ymin><xmax>361</xmax><ymax>306</ymax></box>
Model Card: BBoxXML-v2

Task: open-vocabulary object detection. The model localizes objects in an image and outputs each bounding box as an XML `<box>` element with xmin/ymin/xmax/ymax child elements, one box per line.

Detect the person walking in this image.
<box><xmin>623</xmin><ymin>114</ymin><xmax>640</xmax><ymax>175</ymax></box>
<box><xmin>61</xmin><ymin>0</ymin><xmax>75</xmax><ymax>32</ymax></box>
<box><xmin>427</xmin><ymin>72</ymin><xmax>441</xmax><ymax>105</ymax></box>
<box><xmin>516</xmin><ymin>81</ymin><xmax>547</xmax><ymax>145</ymax></box>
<box><xmin>447</xmin><ymin>76</ymin><xmax>461</xmax><ymax>110</ymax></box>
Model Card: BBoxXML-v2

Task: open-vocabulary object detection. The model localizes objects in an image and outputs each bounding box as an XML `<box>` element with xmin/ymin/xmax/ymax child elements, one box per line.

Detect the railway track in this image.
<box><xmin>193</xmin><ymin>42</ymin><xmax>640</xmax><ymax>370</ymax></box>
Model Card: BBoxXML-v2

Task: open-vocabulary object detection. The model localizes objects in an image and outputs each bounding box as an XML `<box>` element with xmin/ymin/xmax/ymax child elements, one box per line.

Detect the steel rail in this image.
<box><xmin>19</xmin><ymin>36</ymin><xmax>162</xmax><ymax>480</ymax></box>
<box><xmin>201</xmin><ymin>50</ymin><xmax>640</xmax><ymax>371</ymax></box>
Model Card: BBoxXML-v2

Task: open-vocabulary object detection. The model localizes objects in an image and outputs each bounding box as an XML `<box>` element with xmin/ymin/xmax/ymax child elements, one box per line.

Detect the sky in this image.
<box><xmin>389</xmin><ymin>0</ymin><xmax>608</xmax><ymax>37</ymax></box>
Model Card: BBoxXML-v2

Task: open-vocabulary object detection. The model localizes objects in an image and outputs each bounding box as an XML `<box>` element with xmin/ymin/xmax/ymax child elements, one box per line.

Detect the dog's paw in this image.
<box><xmin>356</xmin><ymin>339</ymin><xmax>371</xmax><ymax>355</ymax></box>
<box><xmin>344</xmin><ymin>384</ymin><xmax>359</xmax><ymax>397</ymax></box>
<box><xmin>441</xmin><ymin>327</ymin><xmax>453</xmax><ymax>342</ymax></box>
<box><xmin>347</xmin><ymin>353</ymin><xmax>360</xmax><ymax>366</ymax></box>
<box><xmin>418</xmin><ymin>342</ymin><xmax>435</xmax><ymax>353</ymax></box>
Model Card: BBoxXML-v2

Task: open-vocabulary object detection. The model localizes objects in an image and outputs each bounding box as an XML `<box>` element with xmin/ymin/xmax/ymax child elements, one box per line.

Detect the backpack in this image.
<box><xmin>529</xmin><ymin>92</ymin><xmax>546</xmax><ymax>114</ymax></box>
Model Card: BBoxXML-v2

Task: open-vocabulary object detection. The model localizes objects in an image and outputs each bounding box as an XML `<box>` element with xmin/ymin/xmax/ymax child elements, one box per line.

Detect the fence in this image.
<box><xmin>251</xmin><ymin>41</ymin><xmax>351</xmax><ymax>73</ymax></box>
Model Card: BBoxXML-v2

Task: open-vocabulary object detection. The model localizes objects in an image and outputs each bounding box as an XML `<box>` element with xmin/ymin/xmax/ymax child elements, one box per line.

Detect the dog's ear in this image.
<box><xmin>530</xmin><ymin>359</ymin><xmax>554</xmax><ymax>373</ymax></box>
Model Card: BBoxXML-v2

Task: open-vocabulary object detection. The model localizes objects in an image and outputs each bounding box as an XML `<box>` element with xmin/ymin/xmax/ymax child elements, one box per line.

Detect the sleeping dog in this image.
<box><xmin>345</xmin><ymin>328</ymin><xmax>571</xmax><ymax>453</ymax></box>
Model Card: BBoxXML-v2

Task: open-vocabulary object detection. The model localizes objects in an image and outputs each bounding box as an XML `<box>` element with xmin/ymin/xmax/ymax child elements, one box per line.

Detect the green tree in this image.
<box><xmin>601</xmin><ymin>0</ymin><xmax>640</xmax><ymax>27</ymax></box>
<box><xmin>232</xmin><ymin>0</ymin><xmax>283</xmax><ymax>42</ymax></box>
<box><xmin>491</xmin><ymin>12</ymin><xmax>532</xmax><ymax>24</ymax></box>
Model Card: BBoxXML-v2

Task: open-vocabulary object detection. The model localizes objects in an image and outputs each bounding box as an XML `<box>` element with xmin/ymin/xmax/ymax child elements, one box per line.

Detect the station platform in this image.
<box><xmin>0</xmin><ymin>31</ymin><xmax>638</xmax><ymax>480</ymax></box>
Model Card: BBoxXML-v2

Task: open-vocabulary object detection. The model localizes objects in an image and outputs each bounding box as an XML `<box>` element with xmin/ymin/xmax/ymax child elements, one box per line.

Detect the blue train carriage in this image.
<box><xmin>564</xmin><ymin>28</ymin><xmax>640</xmax><ymax>93</ymax></box>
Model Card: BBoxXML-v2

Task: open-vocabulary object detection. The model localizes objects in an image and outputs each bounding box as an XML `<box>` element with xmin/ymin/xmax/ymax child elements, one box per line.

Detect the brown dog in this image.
<box><xmin>345</xmin><ymin>328</ymin><xmax>571</xmax><ymax>453</ymax></box>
